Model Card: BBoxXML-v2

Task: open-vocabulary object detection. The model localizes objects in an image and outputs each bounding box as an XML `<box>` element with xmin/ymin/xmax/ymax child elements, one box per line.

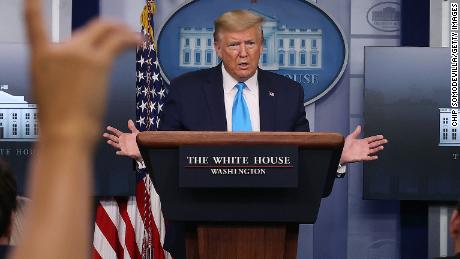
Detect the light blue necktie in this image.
<box><xmin>232</xmin><ymin>82</ymin><xmax>252</xmax><ymax>132</ymax></box>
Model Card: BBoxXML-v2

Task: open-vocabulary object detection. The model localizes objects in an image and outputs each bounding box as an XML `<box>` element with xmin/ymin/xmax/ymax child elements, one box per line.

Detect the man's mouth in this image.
<box><xmin>238</xmin><ymin>62</ymin><xmax>249</xmax><ymax>69</ymax></box>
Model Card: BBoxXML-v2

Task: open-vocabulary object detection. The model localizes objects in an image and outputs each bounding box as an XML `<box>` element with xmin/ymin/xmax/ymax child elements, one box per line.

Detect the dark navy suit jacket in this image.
<box><xmin>159</xmin><ymin>64</ymin><xmax>309</xmax><ymax>132</ymax></box>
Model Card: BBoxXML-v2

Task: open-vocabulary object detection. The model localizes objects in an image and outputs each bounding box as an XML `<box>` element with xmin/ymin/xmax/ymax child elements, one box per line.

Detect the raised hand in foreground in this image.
<box><xmin>10</xmin><ymin>0</ymin><xmax>139</xmax><ymax>258</ymax></box>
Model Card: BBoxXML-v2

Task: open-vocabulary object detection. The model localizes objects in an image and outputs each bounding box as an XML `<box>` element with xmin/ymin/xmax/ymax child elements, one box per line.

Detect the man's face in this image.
<box><xmin>214</xmin><ymin>26</ymin><xmax>263</xmax><ymax>82</ymax></box>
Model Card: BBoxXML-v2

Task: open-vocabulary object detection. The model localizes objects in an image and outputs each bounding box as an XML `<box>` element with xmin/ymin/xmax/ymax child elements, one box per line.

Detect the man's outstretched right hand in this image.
<box><xmin>103</xmin><ymin>119</ymin><xmax>142</xmax><ymax>161</ymax></box>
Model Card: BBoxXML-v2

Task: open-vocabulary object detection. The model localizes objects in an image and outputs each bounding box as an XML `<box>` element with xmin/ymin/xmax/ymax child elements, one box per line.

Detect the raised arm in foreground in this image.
<box><xmin>10</xmin><ymin>0</ymin><xmax>138</xmax><ymax>258</ymax></box>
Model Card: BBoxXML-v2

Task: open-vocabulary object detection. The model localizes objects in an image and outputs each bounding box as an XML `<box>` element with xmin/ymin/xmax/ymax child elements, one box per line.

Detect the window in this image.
<box><xmin>289</xmin><ymin>39</ymin><xmax>295</xmax><ymax>48</ymax></box>
<box><xmin>183</xmin><ymin>50</ymin><xmax>190</xmax><ymax>64</ymax></box>
<box><xmin>34</xmin><ymin>113</ymin><xmax>37</xmax><ymax>120</ymax></box>
<box><xmin>26</xmin><ymin>113</ymin><xmax>30</xmax><ymax>120</ymax></box>
<box><xmin>263</xmin><ymin>38</ymin><xmax>267</xmax><ymax>48</ymax></box>
<box><xmin>25</xmin><ymin>124</ymin><xmax>30</xmax><ymax>135</ymax></box>
<box><xmin>12</xmin><ymin>124</ymin><xmax>17</xmax><ymax>136</ymax></box>
<box><xmin>278</xmin><ymin>51</ymin><xmax>285</xmax><ymax>66</ymax></box>
<box><xmin>0</xmin><ymin>113</ymin><xmax>3</xmax><ymax>119</ymax></box>
<box><xmin>196</xmin><ymin>38</ymin><xmax>201</xmax><ymax>47</ymax></box>
<box><xmin>443</xmin><ymin>117</ymin><xmax>449</xmax><ymax>125</ymax></box>
<box><xmin>289</xmin><ymin>53</ymin><xmax>295</xmax><ymax>66</ymax></box>
<box><xmin>262</xmin><ymin>53</ymin><xmax>268</xmax><ymax>65</ymax></box>
<box><xmin>311</xmin><ymin>52</ymin><xmax>318</xmax><ymax>66</ymax></box>
<box><xmin>12</xmin><ymin>113</ymin><xmax>17</xmax><ymax>120</ymax></box>
<box><xmin>206</xmin><ymin>50</ymin><xmax>212</xmax><ymax>65</ymax></box>
<box><xmin>185</xmin><ymin>38</ymin><xmax>190</xmax><ymax>47</ymax></box>
<box><xmin>207</xmin><ymin>38</ymin><xmax>212</xmax><ymax>47</ymax></box>
<box><xmin>443</xmin><ymin>128</ymin><xmax>448</xmax><ymax>140</ymax></box>
<box><xmin>300</xmin><ymin>52</ymin><xmax>306</xmax><ymax>65</ymax></box>
<box><xmin>34</xmin><ymin>123</ymin><xmax>38</xmax><ymax>135</ymax></box>
<box><xmin>301</xmin><ymin>40</ymin><xmax>306</xmax><ymax>48</ymax></box>
<box><xmin>453</xmin><ymin>128</ymin><xmax>457</xmax><ymax>140</ymax></box>
<box><xmin>278</xmin><ymin>39</ymin><xmax>283</xmax><ymax>48</ymax></box>
<box><xmin>195</xmin><ymin>50</ymin><xmax>201</xmax><ymax>64</ymax></box>
<box><xmin>312</xmin><ymin>39</ymin><xmax>317</xmax><ymax>48</ymax></box>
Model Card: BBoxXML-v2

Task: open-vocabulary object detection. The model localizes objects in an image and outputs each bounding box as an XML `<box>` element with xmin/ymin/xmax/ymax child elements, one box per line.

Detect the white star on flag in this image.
<box><xmin>158</xmin><ymin>88</ymin><xmax>166</xmax><ymax>99</ymax></box>
<box><xmin>156</xmin><ymin>117</ymin><xmax>161</xmax><ymax>128</ymax></box>
<box><xmin>152</xmin><ymin>73</ymin><xmax>159</xmax><ymax>82</ymax></box>
<box><xmin>137</xmin><ymin>56</ymin><xmax>145</xmax><ymax>67</ymax></box>
<box><xmin>139</xmin><ymin>100</ymin><xmax>147</xmax><ymax>112</ymax></box>
<box><xmin>153</xmin><ymin>59</ymin><xmax>159</xmax><ymax>68</ymax></box>
<box><xmin>150</xmin><ymin>102</ymin><xmax>156</xmax><ymax>113</ymax></box>
<box><xmin>158</xmin><ymin>103</ymin><xmax>164</xmax><ymax>112</ymax></box>
<box><xmin>142</xmin><ymin>88</ymin><xmax>149</xmax><ymax>96</ymax></box>
<box><xmin>137</xmin><ymin>71</ymin><xmax>144</xmax><ymax>82</ymax></box>
<box><xmin>136</xmin><ymin>116</ymin><xmax>145</xmax><ymax>127</ymax></box>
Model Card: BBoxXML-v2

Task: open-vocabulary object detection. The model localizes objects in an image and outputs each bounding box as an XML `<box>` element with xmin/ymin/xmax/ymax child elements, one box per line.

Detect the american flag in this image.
<box><xmin>92</xmin><ymin>1</ymin><xmax>171</xmax><ymax>258</ymax></box>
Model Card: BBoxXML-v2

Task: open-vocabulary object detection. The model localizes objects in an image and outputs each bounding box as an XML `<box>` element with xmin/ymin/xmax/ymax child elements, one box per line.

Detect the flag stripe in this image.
<box><xmin>95</xmin><ymin>201</ymin><xmax>125</xmax><ymax>259</ymax></box>
<box><xmin>150</xmin><ymin>185</ymin><xmax>166</xmax><ymax>244</ymax></box>
<box><xmin>92</xmin><ymin>247</ymin><xmax>103</xmax><ymax>259</ymax></box>
<box><xmin>117</xmin><ymin>198</ymin><xmax>142</xmax><ymax>259</ymax></box>
<box><xmin>102</xmin><ymin>200</ymin><xmax>129</xmax><ymax>259</ymax></box>
<box><xmin>93</xmin><ymin>220</ymin><xmax>119</xmax><ymax>259</ymax></box>
<box><xmin>126</xmin><ymin>197</ymin><xmax>146</xmax><ymax>254</ymax></box>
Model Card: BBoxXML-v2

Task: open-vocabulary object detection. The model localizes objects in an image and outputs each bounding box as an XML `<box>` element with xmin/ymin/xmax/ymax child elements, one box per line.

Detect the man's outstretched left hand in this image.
<box><xmin>340</xmin><ymin>125</ymin><xmax>388</xmax><ymax>165</ymax></box>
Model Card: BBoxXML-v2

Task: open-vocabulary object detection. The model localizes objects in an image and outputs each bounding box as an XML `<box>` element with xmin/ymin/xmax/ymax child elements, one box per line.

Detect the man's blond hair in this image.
<box><xmin>213</xmin><ymin>9</ymin><xmax>264</xmax><ymax>41</ymax></box>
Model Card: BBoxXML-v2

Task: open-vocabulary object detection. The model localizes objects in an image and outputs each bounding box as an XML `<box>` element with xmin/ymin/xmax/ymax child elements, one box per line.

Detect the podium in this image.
<box><xmin>138</xmin><ymin>131</ymin><xmax>343</xmax><ymax>259</ymax></box>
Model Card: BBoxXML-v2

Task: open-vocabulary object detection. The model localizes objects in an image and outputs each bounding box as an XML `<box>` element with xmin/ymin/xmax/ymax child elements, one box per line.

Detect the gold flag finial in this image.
<box><xmin>140</xmin><ymin>1</ymin><xmax>156</xmax><ymax>43</ymax></box>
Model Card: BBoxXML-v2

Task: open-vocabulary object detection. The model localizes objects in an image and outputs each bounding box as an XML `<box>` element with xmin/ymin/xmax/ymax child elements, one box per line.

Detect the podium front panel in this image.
<box><xmin>144</xmin><ymin>148</ymin><xmax>338</xmax><ymax>223</ymax></box>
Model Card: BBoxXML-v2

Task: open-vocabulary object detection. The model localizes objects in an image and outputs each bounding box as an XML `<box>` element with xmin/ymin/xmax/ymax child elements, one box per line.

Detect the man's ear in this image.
<box><xmin>450</xmin><ymin>210</ymin><xmax>460</xmax><ymax>239</ymax></box>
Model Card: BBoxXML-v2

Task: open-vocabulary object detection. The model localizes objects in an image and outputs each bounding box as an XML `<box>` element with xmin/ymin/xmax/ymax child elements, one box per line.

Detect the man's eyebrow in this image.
<box><xmin>227</xmin><ymin>40</ymin><xmax>241</xmax><ymax>45</ymax></box>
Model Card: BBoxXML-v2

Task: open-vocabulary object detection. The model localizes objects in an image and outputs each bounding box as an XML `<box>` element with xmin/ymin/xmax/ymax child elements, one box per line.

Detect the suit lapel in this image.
<box><xmin>258</xmin><ymin>69</ymin><xmax>276</xmax><ymax>131</ymax></box>
<box><xmin>202</xmin><ymin>65</ymin><xmax>227</xmax><ymax>131</ymax></box>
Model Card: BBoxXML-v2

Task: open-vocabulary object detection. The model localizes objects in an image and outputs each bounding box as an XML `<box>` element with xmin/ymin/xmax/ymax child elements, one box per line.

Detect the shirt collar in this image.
<box><xmin>222</xmin><ymin>64</ymin><xmax>258</xmax><ymax>94</ymax></box>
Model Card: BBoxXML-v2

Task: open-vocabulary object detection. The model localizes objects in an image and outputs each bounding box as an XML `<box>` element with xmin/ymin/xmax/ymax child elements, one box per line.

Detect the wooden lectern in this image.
<box><xmin>137</xmin><ymin>132</ymin><xmax>344</xmax><ymax>259</ymax></box>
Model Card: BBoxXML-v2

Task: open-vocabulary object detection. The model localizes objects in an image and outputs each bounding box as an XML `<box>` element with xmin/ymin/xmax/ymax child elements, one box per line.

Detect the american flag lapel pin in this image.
<box><xmin>269</xmin><ymin>91</ymin><xmax>275</xmax><ymax>97</ymax></box>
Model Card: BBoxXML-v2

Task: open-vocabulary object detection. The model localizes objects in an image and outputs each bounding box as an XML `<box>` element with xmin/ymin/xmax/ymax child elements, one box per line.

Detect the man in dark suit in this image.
<box><xmin>104</xmin><ymin>9</ymin><xmax>387</xmax><ymax>169</ymax></box>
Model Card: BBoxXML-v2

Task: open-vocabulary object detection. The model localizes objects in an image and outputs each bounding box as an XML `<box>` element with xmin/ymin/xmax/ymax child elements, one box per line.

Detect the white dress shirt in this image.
<box><xmin>222</xmin><ymin>64</ymin><xmax>260</xmax><ymax>132</ymax></box>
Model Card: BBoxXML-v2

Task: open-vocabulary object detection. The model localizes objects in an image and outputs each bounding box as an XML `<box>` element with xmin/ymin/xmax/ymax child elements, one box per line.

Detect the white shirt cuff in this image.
<box><xmin>336</xmin><ymin>164</ymin><xmax>347</xmax><ymax>177</ymax></box>
<box><xmin>136</xmin><ymin>160</ymin><xmax>146</xmax><ymax>169</ymax></box>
